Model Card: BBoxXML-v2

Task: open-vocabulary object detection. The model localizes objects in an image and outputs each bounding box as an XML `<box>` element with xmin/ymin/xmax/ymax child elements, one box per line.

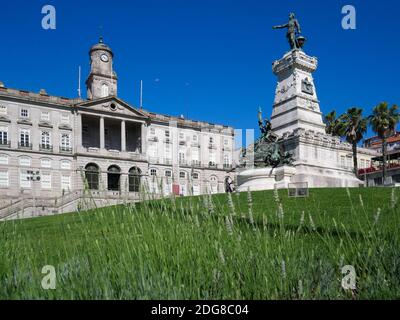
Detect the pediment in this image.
<box><xmin>76</xmin><ymin>96</ymin><xmax>147</xmax><ymax>119</ymax></box>
<box><xmin>0</xmin><ymin>115</ymin><xmax>11</xmax><ymax>123</ymax></box>
<box><xmin>38</xmin><ymin>121</ymin><xmax>53</xmax><ymax>128</ymax></box>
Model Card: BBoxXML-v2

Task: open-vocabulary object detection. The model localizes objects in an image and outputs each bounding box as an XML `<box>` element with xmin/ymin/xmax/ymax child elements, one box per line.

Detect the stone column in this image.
<box><xmin>76</xmin><ymin>113</ymin><xmax>82</xmax><ymax>148</ymax></box>
<box><xmin>100</xmin><ymin>116</ymin><xmax>105</xmax><ymax>150</ymax></box>
<box><xmin>141</xmin><ymin>123</ymin><xmax>147</xmax><ymax>154</ymax></box>
<box><xmin>121</xmin><ymin>120</ymin><xmax>126</xmax><ymax>152</ymax></box>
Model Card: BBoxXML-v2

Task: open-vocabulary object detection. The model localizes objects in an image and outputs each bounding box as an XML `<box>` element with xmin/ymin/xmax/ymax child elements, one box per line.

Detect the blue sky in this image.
<box><xmin>0</xmin><ymin>0</ymin><xmax>399</xmax><ymax>138</ymax></box>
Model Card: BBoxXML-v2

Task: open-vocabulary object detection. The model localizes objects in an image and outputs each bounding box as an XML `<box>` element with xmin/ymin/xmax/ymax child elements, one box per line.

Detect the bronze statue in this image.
<box><xmin>273</xmin><ymin>12</ymin><xmax>303</xmax><ymax>50</ymax></box>
<box><xmin>258</xmin><ymin>107</ymin><xmax>278</xmax><ymax>143</ymax></box>
<box><xmin>242</xmin><ymin>108</ymin><xmax>294</xmax><ymax>168</ymax></box>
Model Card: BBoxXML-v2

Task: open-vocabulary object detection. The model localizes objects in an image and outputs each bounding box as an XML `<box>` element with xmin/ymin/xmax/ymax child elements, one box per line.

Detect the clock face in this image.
<box><xmin>100</xmin><ymin>54</ymin><xmax>109</xmax><ymax>62</ymax></box>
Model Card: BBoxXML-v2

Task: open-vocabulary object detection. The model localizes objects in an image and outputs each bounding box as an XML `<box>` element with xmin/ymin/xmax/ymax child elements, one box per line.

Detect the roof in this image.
<box><xmin>365</xmin><ymin>132</ymin><xmax>400</xmax><ymax>146</ymax></box>
<box><xmin>0</xmin><ymin>86</ymin><xmax>234</xmax><ymax>132</ymax></box>
<box><xmin>141</xmin><ymin>108</ymin><xmax>234</xmax><ymax>132</ymax></box>
<box><xmin>372</xmin><ymin>149</ymin><xmax>400</xmax><ymax>161</ymax></box>
<box><xmin>0</xmin><ymin>86</ymin><xmax>82</xmax><ymax>106</ymax></box>
<box><xmin>89</xmin><ymin>37</ymin><xmax>113</xmax><ymax>56</ymax></box>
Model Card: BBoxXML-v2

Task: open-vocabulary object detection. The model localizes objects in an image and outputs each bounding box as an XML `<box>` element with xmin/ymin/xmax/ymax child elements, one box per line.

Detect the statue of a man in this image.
<box><xmin>273</xmin><ymin>12</ymin><xmax>302</xmax><ymax>50</ymax></box>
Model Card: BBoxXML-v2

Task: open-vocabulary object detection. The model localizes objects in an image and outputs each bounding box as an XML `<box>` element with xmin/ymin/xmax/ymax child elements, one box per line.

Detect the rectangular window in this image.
<box><xmin>346</xmin><ymin>157</ymin><xmax>352</xmax><ymax>168</ymax></box>
<box><xmin>224</xmin><ymin>154</ymin><xmax>230</xmax><ymax>166</ymax></box>
<box><xmin>0</xmin><ymin>105</ymin><xmax>7</xmax><ymax>116</ymax></box>
<box><xmin>164</xmin><ymin>143</ymin><xmax>172</xmax><ymax>161</ymax></box>
<box><xmin>41</xmin><ymin>158</ymin><xmax>51</xmax><ymax>168</ymax></box>
<box><xmin>165</xmin><ymin>130</ymin><xmax>170</xmax><ymax>137</ymax></box>
<box><xmin>179</xmin><ymin>132</ymin><xmax>185</xmax><ymax>140</ymax></box>
<box><xmin>20</xmin><ymin>129</ymin><xmax>30</xmax><ymax>147</ymax></box>
<box><xmin>0</xmin><ymin>170</ymin><xmax>9</xmax><ymax>187</ymax></box>
<box><xmin>150</xmin><ymin>127</ymin><xmax>155</xmax><ymax>135</ymax></box>
<box><xmin>193</xmin><ymin>135</ymin><xmax>198</xmax><ymax>142</ymax></box>
<box><xmin>148</xmin><ymin>144</ymin><xmax>157</xmax><ymax>158</ymax></box>
<box><xmin>41</xmin><ymin>111</ymin><xmax>50</xmax><ymax>121</ymax></box>
<box><xmin>41</xmin><ymin>131</ymin><xmax>51</xmax><ymax>148</ymax></box>
<box><xmin>41</xmin><ymin>172</ymin><xmax>52</xmax><ymax>189</ymax></box>
<box><xmin>61</xmin><ymin>160</ymin><xmax>71</xmax><ymax>170</ymax></box>
<box><xmin>192</xmin><ymin>148</ymin><xmax>199</xmax><ymax>161</ymax></box>
<box><xmin>209</xmin><ymin>150</ymin><xmax>216</xmax><ymax>165</ymax></box>
<box><xmin>340</xmin><ymin>156</ymin><xmax>345</xmax><ymax>168</ymax></box>
<box><xmin>61</xmin><ymin>113</ymin><xmax>70</xmax><ymax>123</ymax></box>
<box><xmin>20</xmin><ymin>108</ymin><xmax>29</xmax><ymax>118</ymax></box>
<box><xmin>179</xmin><ymin>152</ymin><xmax>185</xmax><ymax>164</ymax></box>
<box><xmin>224</xmin><ymin>139</ymin><xmax>228</xmax><ymax>146</ymax></box>
<box><xmin>0</xmin><ymin>126</ymin><xmax>8</xmax><ymax>145</ymax></box>
<box><xmin>20</xmin><ymin>171</ymin><xmax>31</xmax><ymax>188</ymax></box>
<box><xmin>61</xmin><ymin>175</ymin><xmax>71</xmax><ymax>191</ymax></box>
<box><xmin>366</xmin><ymin>160</ymin><xmax>371</xmax><ymax>168</ymax></box>
<box><xmin>19</xmin><ymin>157</ymin><xmax>31</xmax><ymax>167</ymax></box>
<box><xmin>0</xmin><ymin>154</ymin><xmax>8</xmax><ymax>165</ymax></box>
<box><xmin>61</xmin><ymin>133</ymin><xmax>71</xmax><ymax>151</ymax></box>
<box><xmin>360</xmin><ymin>159</ymin><xmax>365</xmax><ymax>169</ymax></box>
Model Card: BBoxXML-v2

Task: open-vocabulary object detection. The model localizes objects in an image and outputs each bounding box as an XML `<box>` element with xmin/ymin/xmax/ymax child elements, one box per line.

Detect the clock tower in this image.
<box><xmin>86</xmin><ymin>37</ymin><xmax>118</xmax><ymax>100</ymax></box>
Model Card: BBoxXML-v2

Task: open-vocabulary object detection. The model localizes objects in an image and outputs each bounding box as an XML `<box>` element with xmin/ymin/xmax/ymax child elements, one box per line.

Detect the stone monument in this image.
<box><xmin>237</xmin><ymin>13</ymin><xmax>374</xmax><ymax>191</ymax></box>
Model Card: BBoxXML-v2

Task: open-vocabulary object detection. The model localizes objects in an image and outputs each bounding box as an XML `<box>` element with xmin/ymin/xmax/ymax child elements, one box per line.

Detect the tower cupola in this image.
<box><xmin>86</xmin><ymin>37</ymin><xmax>118</xmax><ymax>100</ymax></box>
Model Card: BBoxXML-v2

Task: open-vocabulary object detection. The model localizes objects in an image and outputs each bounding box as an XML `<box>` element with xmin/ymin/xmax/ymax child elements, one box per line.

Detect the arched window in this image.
<box><xmin>101</xmin><ymin>84</ymin><xmax>109</xmax><ymax>98</ymax></box>
<box><xmin>107</xmin><ymin>165</ymin><xmax>121</xmax><ymax>191</ymax></box>
<box><xmin>150</xmin><ymin>169</ymin><xmax>157</xmax><ymax>176</ymax></box>
<box><xmin>85</xmin><ymin>163</ymin><xmax>99</xmax><ymax>190</ymax></box>
<box><xmin>192</xmin><ymin>172</ymin><xmax>199</xmax><ymax>180</ymax></box>
<box><xmin>129</xmin><ymin>167</ymin><xmax>141</xmax><ymax>192</ymax></box>
<box><xmin>179</xmin><ymin>171</ymin><xmax>186</xmax><ymax>179</ymax></box>
<box><xmin>165</xmin><ymin>170</ymin><xmax>172</xmax><ymax>178</ymax></box>
<box><xmin>208</xmin><ymin>175</ymin><xmax>218</xmax><ymax>194</ymax></box>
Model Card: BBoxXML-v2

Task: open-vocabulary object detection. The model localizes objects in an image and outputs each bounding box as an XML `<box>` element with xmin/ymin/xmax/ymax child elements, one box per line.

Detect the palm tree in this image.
<box><xmin>368</xmin><ymin>102</ymin><xmax>400</xmax><ymax>185</ymax></box>
<box><xmin>324</xmin><ymin>110</ymin><xmax>344</xmax><ymax>137</ymax></box>
<box><xmin>340</xmin><ymin>108</ymin><xmax>368</xmax><ymax>177</ymax></box>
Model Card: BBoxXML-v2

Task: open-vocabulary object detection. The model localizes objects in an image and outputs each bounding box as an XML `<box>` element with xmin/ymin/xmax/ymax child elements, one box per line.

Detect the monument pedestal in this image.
<box><xmin>236</xmin><ymin>49</ymin><xmax>375</xmax><ymax>192</ymax></box>
<box><xmin>237</xmin><ymin>166</ymin><xmax>296</xmax><ymax>192</ymax></box>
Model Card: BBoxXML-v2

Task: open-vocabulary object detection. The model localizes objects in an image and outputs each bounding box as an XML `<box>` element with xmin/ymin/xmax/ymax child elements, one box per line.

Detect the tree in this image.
<box><xmin>340</xmin><ymin>108</ymin><xmax>368</xmax><ymax>177</ymax></box>
<box><xmin>368</xmin><ymin>102</ymin><xmax>400</xmax><ymax>185</ymax></box>
<box><xmin>324</xmin><ymin>110</ymin><xmax>344</xmax><ymax>137</ymax></box>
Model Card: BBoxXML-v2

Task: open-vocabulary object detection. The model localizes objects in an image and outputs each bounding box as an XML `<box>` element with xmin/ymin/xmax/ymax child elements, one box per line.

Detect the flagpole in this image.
<box><xmin>77</xmin><ymin>66</ymin><xmax>81</xmax><ymax>98</ymax></box>
<box><xmin>140</xmin><ymin>80</ymin><xmax>143</xmax><ymax>110</ymax></box>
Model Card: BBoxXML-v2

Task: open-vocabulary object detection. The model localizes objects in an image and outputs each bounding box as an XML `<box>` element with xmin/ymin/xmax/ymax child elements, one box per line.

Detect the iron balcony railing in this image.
<box><xmin>191</xmin><ymin>160</ymin><xmax>201</xmax><ymax>167</ymax></box>
<box><xmin>60</xmin><ymin>146</ymin><xmax>73</xmax><ymax>154</ymax></box>
<box><xmin>39</xmin><ymin>144</ymin><xmax>53</xmax><ymax>152</ymax></box>
<box><xmin>18</xmin><ymin>142</ymin><xmax>33</xmax><ymax>150</ymax></box>
<box><xmin>0</xmin><ymin>140</ymin><xmax>11</xmax><ymax>148</ymax></box>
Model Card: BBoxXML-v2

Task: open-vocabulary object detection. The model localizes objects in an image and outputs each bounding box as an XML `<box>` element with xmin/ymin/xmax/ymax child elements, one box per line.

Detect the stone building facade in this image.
<box><xmin>0</xmin><ymin>39</ymin><xmax>235</xmax><ymax>219</ymax></box>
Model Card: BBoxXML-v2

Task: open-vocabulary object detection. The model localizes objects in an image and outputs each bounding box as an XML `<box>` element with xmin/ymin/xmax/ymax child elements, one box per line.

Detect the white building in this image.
<box><xmin>0</xmin><ymin>38</ymin><xmax>235</xmax><ymax>219</ymax></box>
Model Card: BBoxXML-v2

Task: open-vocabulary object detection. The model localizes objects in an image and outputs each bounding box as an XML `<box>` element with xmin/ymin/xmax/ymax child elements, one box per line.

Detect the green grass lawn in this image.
<box><xmin>0</xmin><ymin>187</ymin><xmax>399</xmax><ymax>299</ymax></box>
